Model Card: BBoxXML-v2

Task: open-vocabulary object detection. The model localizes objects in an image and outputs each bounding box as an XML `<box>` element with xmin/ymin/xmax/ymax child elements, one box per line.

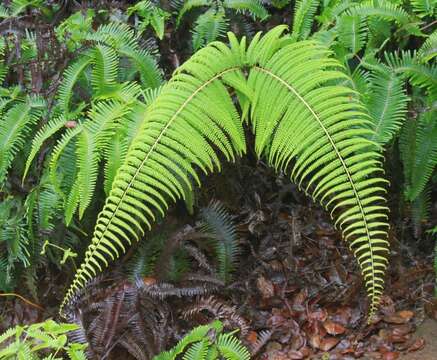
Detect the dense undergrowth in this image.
<box><xmin>0</xmin><ymin>0</ymin><xmax>436</xmax><ymax>359</ymax></box>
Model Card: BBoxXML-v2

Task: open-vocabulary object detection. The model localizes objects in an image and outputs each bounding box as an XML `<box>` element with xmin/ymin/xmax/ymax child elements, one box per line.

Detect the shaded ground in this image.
<box><xmin>400</xmin><ymin>319</ymin><xmax>437</xmax><ymax>360</ymax></box>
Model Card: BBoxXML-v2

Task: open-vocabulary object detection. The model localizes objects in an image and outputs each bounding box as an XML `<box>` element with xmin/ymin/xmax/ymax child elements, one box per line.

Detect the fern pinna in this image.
<box><xmin>61</xmin><ymin>26</ymin><xmax>390</xmax><ymax>317</ymax></box>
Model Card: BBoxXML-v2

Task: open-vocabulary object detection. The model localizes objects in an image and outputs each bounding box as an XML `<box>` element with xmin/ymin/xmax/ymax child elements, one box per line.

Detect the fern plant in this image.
<box><xmin>0</xmin><ymin>197</ymin><xmax>29</xmax><ymax>291</ymax></box>
<box><xmin>127</xmin><ymin>0</ymin><xmax>171</xmax><ymax>39</ymax></box>
<box><xmin>0</xmin><ymin>319</ymin><xmax>87</xmax><ymax>360</ymax></box>
<box><xmin>153</xmin><ymin>320</ymin><xmax>250</xmax><ymax>360</ymax></box>
<box><xmin>60</xmin><ymin>25</ymin><xmax>390</xmax><ymax>317</ymax></box>
<box><xmin>173</xmin><ymin>0</ymin><xmax>269</xmax><ymax>50</ymax></box>
<box><xmin>127</xmin><ymin>200</ymin><xmax>240</xmax><ymax>284</ymax></box>
<box><xmin>23</xmin><ymin>16</ymin><xmax>163</xmax><ymax>223</ymax></box>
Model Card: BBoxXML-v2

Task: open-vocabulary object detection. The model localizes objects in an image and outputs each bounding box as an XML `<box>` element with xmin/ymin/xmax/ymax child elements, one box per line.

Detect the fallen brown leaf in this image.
<box><xmin>398</xmin><ymin>310</ymin><xmax>414</xmax><ymax>321</ymax></box>
<box><xmin>407</xmin><ymin>338</ymin><xmax>425</xmax><ymax>352</ymax></box>
<box><xmin>384</xmin><ymin>314</ymin><xmax>408</xmax><ymax>324</ymax></box>
<box><xmin>286</xmin><ymin>350</ymin><xmax>305</xmax><ymax>359</ymax></box>
<box><xmin>382</xmin><ymin>351</ymin><xmax>399</xmax><ymax>360</ymax></box>
<box><xmin>319</xmin><ymin>336</ymin><xmax>340</xmax><ymax>351</ymax></box>
<box><xmin>246</xmin><ymin>330</ymin><xmax>258</xmax><ymax>344</ymax></box>
<box><xmin>323</xmin><ymin>320</ymin><xmax>346</xmax><ymax>335</ymax></box>
<box><xmin>392</xmin><ymin>324</ymin><xmax>413</xmax><ymax>336</ymax></box>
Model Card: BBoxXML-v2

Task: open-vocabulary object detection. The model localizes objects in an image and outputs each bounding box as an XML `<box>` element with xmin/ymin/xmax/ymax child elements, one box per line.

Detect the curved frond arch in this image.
<box><xmin>61</xmin><ymin>26</ymin><xmax>389</xmax><ymax>318</ymax></box>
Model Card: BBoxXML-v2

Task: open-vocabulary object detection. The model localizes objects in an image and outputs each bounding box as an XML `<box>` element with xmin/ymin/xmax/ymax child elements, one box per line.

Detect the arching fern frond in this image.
<box><xmin>346</xmin><ymin>0</ymin><xmax>410</xmax><ymax>24</ymax></box>
<box><xmin>23</xmin><ymin>115</ymin><xmax>67</xmax><ymax>181</ymax></box>
<box><xmin>192</xmin><ymin>9</ymin><xmax>229</xmax><ymax>50</ymax></box>
<box><xmin>153</xmin><ymin>320</ymin><xmax>250</xmax><ymax>360</ymax></box>
<box><xmin>176</xmin><ymin>0</ymin><xmax>210</xmax><ymax>26</ymax></box>
<box><xmin>246</xmin><ymin>26</ymin><xmax>389</xmax><ymax>314</ymax></box>
<box><xmin>291</xmin><ymin>0</ymin><xmax>320</xmax><ymax>41</ymax></box>
<box><xmin>91</xmin><ymin>45</ymin><xmax>119</xmax><ymax>97</ymax></box>
<box><xmin>76</xmin><ymin>101</ymin><xmax>131</xmax><ymax>218</ymax></box>
<box><xmin>57</xmin><ymin>56</ymin><xmax>93</xmax><ymax>115</ymax></box>
<box><xmin>364</xmin><ymin>66</ymin><xmax>408</xmax><ymax>145</ymax></box>
<box><xmin>384</xmin><ymin>51</ymin><xmax>437</xmax><ymax>100</ymax></box>
<box><xmin>61</xmin><ymin>26</ymin><xmax>389</xmax><ymax>318</ymax></box>
<box><xmin>411</xmin><ymin>0</ymin><xmax>436</xmax><ymax>18</ymax></box>
<box><xmin>216</xmin><ymin>331</ymin><xmax>251</xmax><ymax>360</ymax></box>
<box><xmin>337</xmin><ymin>14</ymin><xmax>367</xmax><ymax>56</ymax></box>
<box><xmin>417</xmin><ymin>30</ymin><xmax>437</xmax><ymax>63</ymax></box>
<box><xmin>404</xmin><ymin>110</ymin><xmax>437</xmax><ymax>201</ymax></box>
<box><xmin>61</xmin><ymin>38</ymin><xmax>247</xmax><ymax>310</ymax></box>
<box><xmin>223</xmin><ymin>0</ymin><xmax>269</xmax><ymax>20</ymax></box>
<box><xmin>0</xmin><ymin>99</ymin><xmax>44</xmax><ymax>185</ymax></box>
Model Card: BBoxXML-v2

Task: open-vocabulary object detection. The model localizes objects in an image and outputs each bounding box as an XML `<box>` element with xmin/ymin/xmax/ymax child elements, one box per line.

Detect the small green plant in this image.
<box><xmin>0</xmin><ymin>319</ymin><xmax>87</xmax><ymax>359</ymax></box>
<box><xmin>153</xmin><ymin>320</ymin><xmax>250</xmax><ymax>360</ymax></box>
<box><xmin>127</xmin><ymin>201</ymin><xmax>240</xmax><ymax>283</ymax></box>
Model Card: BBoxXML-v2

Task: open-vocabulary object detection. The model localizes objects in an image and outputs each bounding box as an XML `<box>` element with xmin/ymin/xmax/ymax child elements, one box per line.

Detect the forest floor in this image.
<box><xmin>1</xmin><ymin>163</ymin><xmax>436</xmax><ymax>359</ymax></box>
<box><xmin>399</xmin><ymin>319</ymin><xmax>437</xmax><ymax>360</ymax></box>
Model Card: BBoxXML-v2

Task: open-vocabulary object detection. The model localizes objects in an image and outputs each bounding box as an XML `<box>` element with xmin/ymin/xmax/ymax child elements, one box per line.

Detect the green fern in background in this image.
<box><xmin>153</xmin><ymin>320</ymin><xmax>250</xmax><ymax>360</ymax></box>
<box><xmin>22</xmin><ymin>15</ymin><xmax>162</xmax><ymax>222</ymax></box>
<box><xmin>364</xmin><ymin>65</ymin><xmax>409</xmax><ymax>145</ymax></box>
<box><xmin>127</xmin><ymin>0</ymin><xmax>170</xmax><ymax>39</ymax></box>
<box><xmin>0</xmin><ymin>198</ymin><xmax>29</xmax><ymax>291</ymax></box>
<box><xmin>199</xmin><ymin>201</ymin><xmax>239</xmax><ymax>283</ymax></box>
<box><xmin>0</xmin><ymin>320</ymin><xmax>87</xmax><ymax>360</ymax></box>
<box><xmin>174</xmin><ymin>0</ymin><xmax>269</xmax><ymax>50</ymax></box>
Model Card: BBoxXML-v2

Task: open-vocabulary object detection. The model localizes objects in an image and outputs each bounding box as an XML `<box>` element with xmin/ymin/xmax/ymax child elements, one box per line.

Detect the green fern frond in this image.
<box><xmin>337</xmin><ymin>14</ymin><xmax>367</xmax><ymax>55</ymax></box>
<box><xmin>118</xmin><ymin>47</ymin><xmax>162</xmax><ymax>89</ymax></box>
<box><xmin>216</xmin><ymin>332</ymin><xmax>251</xmax><ymax>360</ymax></box>
<box><xmin>346</xmin><ymin>0</ymin><xmax>410</xmax><ymax>24</ymax></box>
<box><xmin>9</xmin><ymin>0</ymin><xmax>43</xmax><ymax>17</ymax></box>
<box><xmin>57</xmin><ymin>56</ymin><xmax>93</xmax><ymax>115</ymax></box>
<box><xmin>411</xmin><ymin>0</ymin><xmax>436</xmax><ymax>18</ymax></box>
<box><xmin>200</xmin><ymin>201</ymin><xmax>239</xmax><ymax>283</ymax></box>
<box><xmin>405</xmin><ymin>110</ymin><xmax>437</xmax><ymax>201</ymax></box>
<box><xmin>49</xmin><ymin>126</ymin><xmax>83</xmax><ymax>198</ymax></box>
<box><xmin>61</xmin><ymin>26</ymin><xmax>390</xmax><ymax>318</ymax></box>
<box><xmin>411</xmin><ymin>184</ymin><xmax>431</xmax><ymax>232</ymax></box>
<box><xmin>104</xmin><ymin>132</ymin><xmax>129</xmax><ymax>194</ymax></box>
<box><xmin>364</xmin><ymin>66</ymin><xmax>409</xmax><ymax>145</ymax></box>
<box><xmin>91</xmin><ymin>45</ymin><xmax>119</xmax><ymax>96</ymax></box>
<box><xmin>38</xmin><ymin>183</ymin><xmax>61</xmax><ymax>231</ymax></box>
<box><xmin>61</xmin><ymin>36</ymin><xmax>247</xmax><ymax>312</ymax></box>
<box><xmin>0</xmin><ymin>5</ymin><xmax>9</xmax><ymax>18</ymax></box>
<box><xmin>223</xmin><ymin>0</ymin><xmax>269</xmax><ymax>20</ymax></box>
<box><xmin>291</xmin><ymin>0</ymin><xmax>320</xmax><ymax>41</ymax></box>
<box><xmin>384</xmin><ymin>51</ymin><xmax>437</xmax><ymax>99</ymax></box>
<box><xmin>87</xmin><ymin>22</ymin><xmax>138</xmax><ymax>50</ymax></box>
<box><xmin>176</xmin><ymin>0</ymin><xmax>210</xmax><ymax>26</ymax></box>
<box><xmin>192</xmin><ymin>9</ymin><xmax>229</xmax><ymax>50</ymax></box>
<box><xmin>246</xmin><ymin>26</ymin><xmax>389</xmax><ymax>313</ymax></box>
<box><xmin>0</xmin><ymin>100</ymin><xmax>44</xmax><ymax>185</ymax></box>
<box><xmin>23</xmin><ymin>115</ymin><xmax>67</xmax><ymax>181</ymax></box>
<box><xmin>76</xmin><ymin>101</ymin><xmax>131</xmax><ymax>217</ymax></box>
<box><xmin>154</xmin><ymin>321</ymin><xmax>223</xmax><ymax>360</ymax></box>
<box><xmin>183</xmin><ymin>340</ymin><xmax>209</xmax><ymax>360</ymax></box>
<box><xmin>418</xmin><ymin>30</ymin><xmax>437</xmax><ymax>62</ymax></box>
